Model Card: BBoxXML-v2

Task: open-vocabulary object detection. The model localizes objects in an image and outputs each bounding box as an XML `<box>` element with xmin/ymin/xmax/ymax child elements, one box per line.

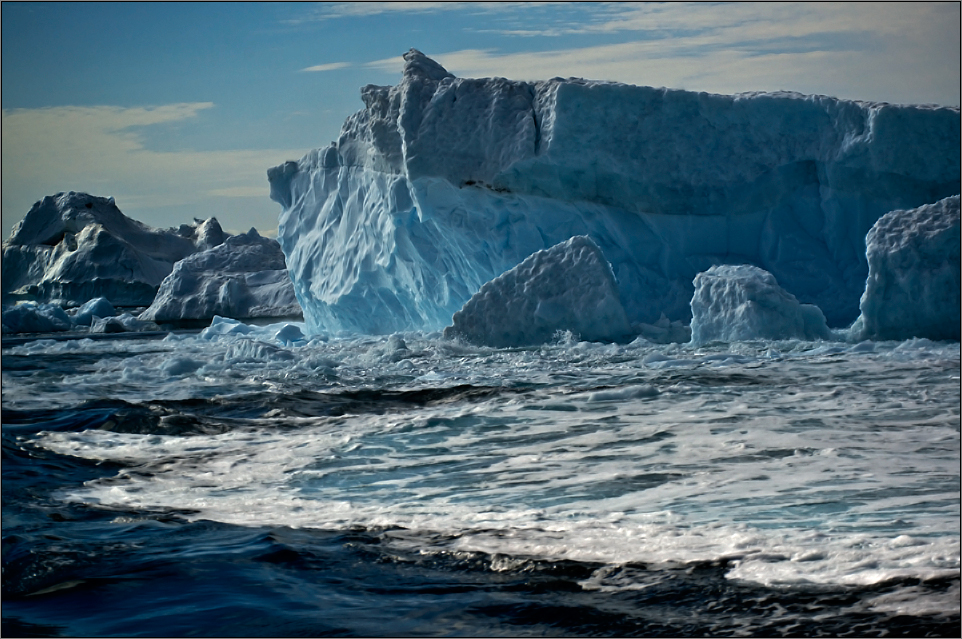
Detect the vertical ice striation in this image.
<box><xmin>269</xmin><ymin>49</ymin><xmax>960</xmax><ymax>336</ymax></box>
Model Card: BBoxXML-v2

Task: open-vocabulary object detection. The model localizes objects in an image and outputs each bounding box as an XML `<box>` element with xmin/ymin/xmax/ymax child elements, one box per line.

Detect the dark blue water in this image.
<box><xmin>4</xmin><ymin>333</ymin><xmax>961</xmax><ymax>637</ymax></box>
<box><xmin>2</xmin><ymin>398</ymin><xmax>957</xmax><ymax>637</ymax></box>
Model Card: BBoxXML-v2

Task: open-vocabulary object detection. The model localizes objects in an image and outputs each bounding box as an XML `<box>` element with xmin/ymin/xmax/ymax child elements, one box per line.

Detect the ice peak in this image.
<box><xmin>402</xmin><ymin>48</ymin><xmax>453</xmax><ymax>82</ymax></box>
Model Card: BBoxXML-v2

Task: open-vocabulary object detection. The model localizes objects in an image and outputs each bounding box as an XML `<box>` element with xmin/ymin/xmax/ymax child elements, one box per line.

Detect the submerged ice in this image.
<box><xmin>270</xmin><ymin>49</ymin><xmax>960</xmax><ymax>338</ymax></box>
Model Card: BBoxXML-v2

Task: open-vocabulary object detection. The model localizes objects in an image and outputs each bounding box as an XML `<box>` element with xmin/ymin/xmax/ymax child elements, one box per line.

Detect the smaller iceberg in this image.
<box><xmin>139</xmin><ymin>228</ymin><xmax>301</xmax><ymax>323</ymax></box>
<box><xmin>67</xmin><ymin>297</ymin><xmax>117</xmax><ymax>327</ymax></box>
<box><xmin>2</xmin><ymin>192</ymin><xmax>225</xmax><ymax>306</ymax></box>
<box><xmin>0</xmin><ymin>301</ymin><xmax>73</xmax><ymax>334</ymax></box>
<box><xmin>690</xmin><ymin>264</ymin><xmax>830</xmax><ymax>345</ymax></box>
<box><xmin>852</xmin><ymin>195</ymin><xmax>960</xmax><ymax>341</ymax></box>
<box><xmin>443</xmin><ymin>235</ymin><xmax>632</xmax><ymax>347</ymax></box>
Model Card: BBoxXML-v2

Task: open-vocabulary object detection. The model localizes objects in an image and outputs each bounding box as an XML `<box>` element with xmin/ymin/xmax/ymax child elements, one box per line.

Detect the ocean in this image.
<box><xmin>2</xmin><ymin>325</ymin><xmax>959</xmax><ymax>636</ymax></box>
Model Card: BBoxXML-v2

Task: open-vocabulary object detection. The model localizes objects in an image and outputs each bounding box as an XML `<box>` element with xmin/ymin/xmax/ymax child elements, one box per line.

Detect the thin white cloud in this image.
<box><xmin>364</xmin><ymin>55</ymin><xmax>406</xmax><ymax>74</ymax></box>
<box><xmin>285</xmin><ymin>1</ymin><xmax>459</xmax><ymax>24</ymax></box>
<box><xmin>353</xmin><ymin>2</ymin><xmax>958</xmax><ymax>105</ymax></box>
<box><xmin>208</xmin><ymin>186</ymin><xmax>273</xmax><ymax>198</ymax></box>
<box><xmin>300</xmin><ymin>62</ymin><xmax>352</xmax><ymax>73</ymax></box>
<box><xmin>1</xmin><ymin>104</ymin><xmax>307</xmax><ymax>236</ymax></box>
<box><xmin>476</xmin><ymin>2</ymin><xmax>940</xmax><ymax>40</ymax></box>
<box><xmin>425</xmin><ymin>38</ymin><xmax>958</xmax><ymax>106</ymax></box>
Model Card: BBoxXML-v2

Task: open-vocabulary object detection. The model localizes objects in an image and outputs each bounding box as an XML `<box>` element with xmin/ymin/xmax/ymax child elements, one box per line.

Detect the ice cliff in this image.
<box><xmin>269</xmin><ymin>49</ymin><xmax>960</xmax><ymax>337</ymax></box>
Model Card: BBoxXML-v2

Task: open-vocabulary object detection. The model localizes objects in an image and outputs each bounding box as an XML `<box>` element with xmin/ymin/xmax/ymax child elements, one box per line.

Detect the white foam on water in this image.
<box><xmin>23</xmin><ymin>330</ymin><xmax>958</xmax><ymax>597</ymax></box>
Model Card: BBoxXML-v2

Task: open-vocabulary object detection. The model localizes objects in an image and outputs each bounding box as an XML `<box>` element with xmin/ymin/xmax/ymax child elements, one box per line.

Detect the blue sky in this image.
<box><xmin>2</xmin><ymin>2</ymin><xmax>959</xmax><ymax>238</ymax></box>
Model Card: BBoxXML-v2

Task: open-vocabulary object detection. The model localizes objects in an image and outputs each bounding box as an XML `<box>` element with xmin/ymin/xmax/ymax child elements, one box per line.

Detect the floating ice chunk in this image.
<box><xmin>140</xmin><ymin>228</ymin><xmax>301</xmax><ymax>322</ymax></box>
<box><xmin>690</xmin><ymin>265</ymin><xmax>831</xmax><ymax>345</ymax></box>
<box><xmin>89</xmin><ymin>312</ymin><xmax>159</xmax><ymax>334</ymax></box>
<box><xmin>1</xmin><ymin>301</ymin><xmax>72</xmax><ymax>334</ymax></box>
<box><xmin>2</xmin><ymin>191</ymin><xmax>227</xmax><ymax>306</ymax></box>
<box><xmin>273</xmin><ymin>323</ymin><xmax>305</xmax><ymax>345</ymax></box>
<box><xmin>68</xmin><ymin>297</ymin><xmax>117</xmax><ymax>326</ymax></box>
<box><xmin>586</xmin><ymin>384</ymin><xmax>659</xmax><ymax>402</ymax></box>
<box><xmin>161</xmin><ymin>356</ymin><xmax>204</xmax><ymax>377</ymax></box>
<box><xmin>269</xmin><ymin>50</ymin><xmax>960</xmax><ymax>336</ymax></box>
<box><xmin>850</xmin><ymin>195</ymin><xmax>960</xmax><ymax>341</ymax></box>
<box><xmin>220</xmin><ymin>339</ymin><xmax>295</xmax><ymax>364</ymax></box>
<box><xmin>199</xmin><ymin>315</ymin><xmax>255</xmax><ymax>339</ymax></box>
<box><xmin>443</xmin><ymin>236</ymin><xmax>633</xmax><ymax>347</ymax></box>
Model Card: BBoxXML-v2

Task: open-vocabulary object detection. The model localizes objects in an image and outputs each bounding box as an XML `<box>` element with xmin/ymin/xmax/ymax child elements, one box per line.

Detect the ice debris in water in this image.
<box><xmin>443</xmin><ymin>236</ymin><xmax>632</xmax><ymax>347</ymax></box>
<box><xmin>90</xmin><ymin>312</ymin><xmax>159</xmax><ymax>334</ymax></box>
<box><xmin>269</xmin><ymin>48</ymin><xmax>960</xmax><ymax>336</ymax></box>
<box><xmin>139</xmin><ymin>227</ymin><xmax>301</xmax><ymax>323</ymax></box>
<box><xmin>67</xmin><ymin>297</ymin><xmax>116</xmax><ymax>327</ymax></box>
<box><xmin>851</xmin><ymin>195</ymin><xmax>960</xmax><ymax>342</ymax></box>
<box><xmin>690</xmin><ymin>265</ymin><xmax>831</xmax><ymax>345</ymax></box>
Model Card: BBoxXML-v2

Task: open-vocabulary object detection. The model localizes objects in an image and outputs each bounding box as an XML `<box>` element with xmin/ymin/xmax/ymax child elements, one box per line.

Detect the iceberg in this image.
<box><xmin>0</xmin><ymin>301</ymin><xmax>73</xmax><ymax>334</ymax></box>
<box><xmin>269</xmin><ymin>49</ymin><xmax>960</xmax><ymax>337</ymax></box>
<box><xmin>139</xmin><ymin>228</ymin><xmax>301</xmax><ymax>323</ymax></box>
<box><xmin>690</xmin><ymin>264</ymin><xmax>831</xmax><ymax>345</ymax></box>
<box><xmin>443</xmin><ymin>235</ymin><xmax>632</xmax><ymax>347</ymax></box>
<box><xmin>2</xmin><ymin>192</ymin><xmax>226</xmax><ymax>307</ymax></box>
<box><xmin>851</xmin><ymin>195</ymin><xmax>960</xmax><ymax>341</ymax></box>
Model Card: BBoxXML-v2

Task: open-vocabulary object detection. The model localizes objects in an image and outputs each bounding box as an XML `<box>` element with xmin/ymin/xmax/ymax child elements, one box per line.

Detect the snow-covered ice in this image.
<box><xmin>443</xmin><ymin>235</ymin><xmax>632</xmax><ymax>347</ymax></box>
<box><xmin>690</xmin><ymin>264</ymin><xmax>831</xmax><ymax>345</ymax></box>
<box><xmin>269</xmin><ymin>49</ymin><xmax>960</xmax><ymax>337</ymax></box>
<box><xmin>2</xmin><ymin>192</ymin><xmax>225</xmax><ymax>307</ymax></box>
<box><xmin>140</xmin><ymin>228</ymin><xmax>301</xmax><ymax>322</ymax></box>
<box><xmin>851</xmin><ymin>195</ymin><xmax>960</xmax><ymax>342</ymax></box>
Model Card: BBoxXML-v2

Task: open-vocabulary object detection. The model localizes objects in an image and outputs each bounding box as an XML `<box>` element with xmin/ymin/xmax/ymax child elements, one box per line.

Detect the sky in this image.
<box><xmin>2</xmin><ymin>1</ymin><xmax>959</xmax><ymax>239</ymax></box>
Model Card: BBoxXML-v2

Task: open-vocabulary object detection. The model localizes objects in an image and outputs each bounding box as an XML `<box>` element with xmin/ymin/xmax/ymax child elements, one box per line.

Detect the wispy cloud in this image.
<box><xmin>300</xmin><ymin>62</ymin><xmax>352</xmax><ymax>73</ymax></box>
<box><xmin>284</xmin><ymin>1</ymin><xmax>459</xmax><ymax>24</ymax></box>
<box><xmin>474</xmin><ymin>2</ymin><xmax>932</xmax><ymax>40</ymax></box>
<box><xmin>2</xmin><ymin>104</ymin><xmax>306</xmax><ymax>236</ymax></box>
<box><xmin>359</xmin><ymin>2</ymin><xmax>958</xmax><ymax>106</ymax></box>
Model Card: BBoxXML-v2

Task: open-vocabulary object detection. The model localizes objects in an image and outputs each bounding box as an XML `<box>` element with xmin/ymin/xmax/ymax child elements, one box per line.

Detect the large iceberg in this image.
<box><xmin>2</xmin><ymin>192</ymin><xmax>226</xmax><ymax>307</ymax></box>
<box><xmin>139</xmin><ymin>228</ymin><xmax>301</xmax><ymax>323</ymax></box>
<box><xmin>851</xmin><ymin>195</ymin><xmax>960</xmax><ymax>342</ymax></box>
<box><xmin>443</xmin><ymin>235</ymin><xmax>632</xmax><ymax>347</ymax></box>
<box><xmin>269</xmin><ymin>49</ymin><xmax>960</xmax><ymax>336</ymax></box>
<box><xmin>690</xmin><ymin>265</ymin><xmax>831</xmax><ymax>345</ymax></box>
